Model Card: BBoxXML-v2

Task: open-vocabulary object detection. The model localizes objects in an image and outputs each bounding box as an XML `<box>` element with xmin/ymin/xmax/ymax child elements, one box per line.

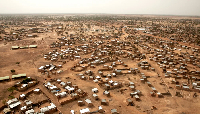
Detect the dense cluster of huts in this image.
<box><xmin>1</xmin><ymin>15</ymin><xmax>200</xmax><ymax>114</ymax></box>
<box><xmin>3</xmin><ymin>88</ymin><xmax>58</xmax><ymax>114</ymax></box>
<box><xmin>44</xmin><ymin>79</ymin><xmax>87</xmax><ymax>105</ymax></box>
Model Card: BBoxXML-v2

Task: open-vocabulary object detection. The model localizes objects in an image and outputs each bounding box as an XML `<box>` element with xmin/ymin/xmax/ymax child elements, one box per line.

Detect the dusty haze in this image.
<box><xmin>0</xmin><ymin>0</ymin><xmax>200</xmax><ymax>16</ymax></box>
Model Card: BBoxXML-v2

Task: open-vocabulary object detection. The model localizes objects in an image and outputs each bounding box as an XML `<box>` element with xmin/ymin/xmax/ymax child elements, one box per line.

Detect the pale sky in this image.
<box><xmin>0</xmin><ymin>0</ymin><xmax>200</xmax><ymax>16</ymax></box>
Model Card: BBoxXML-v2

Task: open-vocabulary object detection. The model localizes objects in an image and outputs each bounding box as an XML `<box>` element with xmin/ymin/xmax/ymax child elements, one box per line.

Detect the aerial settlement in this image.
<box><xmin>0</xmin><ymin>14</ymin><xmax>200</xmax><ymax>114</ymax></box>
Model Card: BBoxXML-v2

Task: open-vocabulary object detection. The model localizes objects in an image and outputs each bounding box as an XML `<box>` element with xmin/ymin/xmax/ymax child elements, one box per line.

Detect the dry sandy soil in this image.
<box><xmin>0</xmin><ymin>15</ymin><xmax>200</xmax><ymax>114</ymax></box>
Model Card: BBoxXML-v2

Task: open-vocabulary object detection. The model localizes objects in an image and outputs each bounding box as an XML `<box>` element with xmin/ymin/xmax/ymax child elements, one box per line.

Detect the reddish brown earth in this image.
<box><xmin>0</xmin><ymin>14</ymin><xmax>200</xmax><ymax>114</ymax></box>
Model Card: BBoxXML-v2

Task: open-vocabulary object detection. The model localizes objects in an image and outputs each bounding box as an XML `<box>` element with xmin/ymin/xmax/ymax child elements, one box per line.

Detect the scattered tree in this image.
<box><xmin>10</xmin><ymin>69</ymin><xmax>15</xmax><ymax>73</ymax></box>
<box><xmin>2</xmin><ymin>100</ymin><xmax>6</xmax><ymax>105</ymax></box>
<box><xmin>7</xmin><ymin>87</ymin><xmax>16</xmax><ymax>94</ymax></box>
<box><xmin>8</xmin><ymin>95</ymin><xmax>15</xmax><ymax>99</ymax></box>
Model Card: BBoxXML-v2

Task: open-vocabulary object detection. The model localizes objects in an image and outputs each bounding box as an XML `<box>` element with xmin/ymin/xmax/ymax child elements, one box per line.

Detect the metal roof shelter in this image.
<box><xmin>25</xmin><ymin>109</ymin><xmax>35</xmax><ymax>114</ymax></box>
<box><xmin>7</xmin><ymin>98</ymin><xmax>18</xmax><ymax>105</ymax></box>
<box><xmin>111</xmin><ymin>109</ymin><xmax>118</xmax><ymax>114</ymax></box>
<box><xmin>3</xmin><ymin>108</ymin><xmax>11</xmax><ymax>114</ymax></box>
<box><xmin>11</xmin><ymin>46</ymin><xmax>19</xmax><ymax>49</ymax></box>
<box><xmin>9</xmin><ymin>101</ymin><xmax>21</xmax><ymax>109</ymax></box>
<box><xmin>0</xmin><ymin>76</ymin><xmax>9</xmax><ymax>81</ymax></box>
<box><xmin>80</xmin><ymin>108</ymin><xmax>90</xmax><ymax>114</ymax></box>
<box><xmin>20</xmin><ymin>46</ymin><xmax>29</xmax><ymax>49</ymax></box>
<box><xmin>12</xmin><ymin>73</ymin><xmax>26</xmax><ymax>79</ymax></box>
<box><xmin>29</xmin><ymin>45</ymin><xmax>37</xmax><ymax>48</ymax></box>
<box><xmin>85</xmin><ymin>99</ymin><xmax>92</xmax><ymax>104</ymax></box>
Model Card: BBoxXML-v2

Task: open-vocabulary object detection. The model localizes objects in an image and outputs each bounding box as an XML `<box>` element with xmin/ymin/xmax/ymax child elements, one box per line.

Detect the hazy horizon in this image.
<box><xmin>0</xmin><ymin>0</ymin><xmax>200</xmax><ymax>16</ymax></box>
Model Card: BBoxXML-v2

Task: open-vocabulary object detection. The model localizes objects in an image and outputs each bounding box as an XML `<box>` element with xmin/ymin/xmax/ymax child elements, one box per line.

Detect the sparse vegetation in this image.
<box><xmin>7</xmin><ymin>87</ymin><xmax>16</xmax><ymax>94</ymax></box>
<box><xmin>8</xmin><ymin>95</ymin><xmax>15</xmax><ymax>99</ymax></box>
<box><xmin>2</xmin><ymin>100</ymin><xmax>6</xmax><ymax>105</ymax></box>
